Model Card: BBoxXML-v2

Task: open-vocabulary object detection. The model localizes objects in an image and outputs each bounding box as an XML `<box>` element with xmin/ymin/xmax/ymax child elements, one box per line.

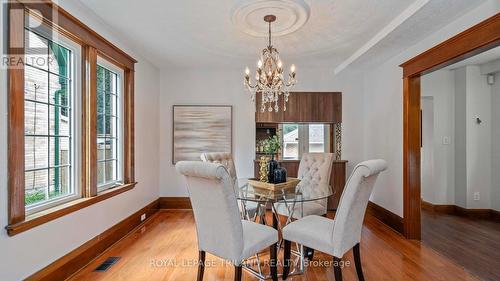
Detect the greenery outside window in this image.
<box><xmin>23</xmin><ymin>16</ymin><xmax>82</xmax><ymax>215</ymax></box>
<box><xmin>7</xmin><ymin>2</ymin><xmax>137</xmax><ymax>236</ymax></box>
<box><xmin>97</xmin><ymin>59</ymin><xmax>124</xmax><ymax>191</ymax></box>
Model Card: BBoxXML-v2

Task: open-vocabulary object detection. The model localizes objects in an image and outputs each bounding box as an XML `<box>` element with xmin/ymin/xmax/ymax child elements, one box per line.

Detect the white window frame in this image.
<box><xmin>25</xmin><ymin>16</ymin><xmax>82</xmax><ymax>216</ymax></box>
<box><xmin>279</xmin><ymin>124</ymin><xmax>331</xmax><ymax>160</ymax></box>
<box><xmin>96</xmin><ymin>57</ymin><xmax>124</xmax><ymax>192</ymax></box>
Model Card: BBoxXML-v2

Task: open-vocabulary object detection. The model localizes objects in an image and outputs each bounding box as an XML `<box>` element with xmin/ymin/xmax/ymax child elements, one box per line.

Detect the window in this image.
<box><xmin>7</xmin><ymin>3</ymin><xmax>136</xmax><ymax>236</ymax></box>
<box><xmin>23</xmin><ymin>17</ymin><xmax>82</xmax><ymax>214</ymax></box>
<box><xmin>97</xmin><ymin>59</ymin><xmax>124</xmax><ymax>191</ymax></box>
<box><xmin>281</xmin><ymin>124</ymin><xmax>330</xmax><ymax>160</ymax></box>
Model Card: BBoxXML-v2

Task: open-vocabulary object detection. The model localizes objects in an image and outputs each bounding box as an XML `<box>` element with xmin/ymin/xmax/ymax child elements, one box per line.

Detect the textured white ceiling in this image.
<box><xmin>77</xmin><ymin>0</ymin><xmax>488</xmax><ymax>70</ymax></box>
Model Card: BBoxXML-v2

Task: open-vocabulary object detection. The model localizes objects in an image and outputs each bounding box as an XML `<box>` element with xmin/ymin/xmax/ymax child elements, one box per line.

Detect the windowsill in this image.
<box><xmin>5</xmin><ymin>182</ymin><xmax>137</xmax><ymax>236</ymax></box>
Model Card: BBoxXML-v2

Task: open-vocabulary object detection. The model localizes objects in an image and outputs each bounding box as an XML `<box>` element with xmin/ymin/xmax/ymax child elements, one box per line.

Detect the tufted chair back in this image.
<box><xmin>201</xmin><ymin>152</ymin><xmax>237</xmax><ymax>187</ymax></box>
<box><xmin>331</xmin><ymin>159</ymin><xmax>387</xmax><ymax>257</ymax></box>
<box><xmin>296</xmin><ymin>153</ymin><xmax>334</xmax><ymax>209</ymax></box>
<box><xmin>176</xmin><ymin>161</ymin><xmax>244</xmax><ymax>263</ymax></box>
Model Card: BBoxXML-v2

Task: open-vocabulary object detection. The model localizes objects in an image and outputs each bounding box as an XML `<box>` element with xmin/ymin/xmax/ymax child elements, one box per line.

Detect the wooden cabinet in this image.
<box><xmin>253</xmin><ymin>159</ymin><xmax>347</xmax><ymax>210</ymax></box>
<box><xmin>255</xmin><ymin>95</ymin><xmax>284</xmax><ymax>123</ymax></box>
<box><xmin>255</xmin><ymin>92</ymin><xmax>342</xmax><ymax>123</ymax></box>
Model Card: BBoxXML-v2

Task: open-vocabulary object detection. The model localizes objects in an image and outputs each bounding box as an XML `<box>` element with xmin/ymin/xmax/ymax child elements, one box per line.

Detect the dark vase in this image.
<box><xmin>267</xmin><ymin>155</ymin><xmax>279</xmax><ymax>183</ymax></box>
<box><xmin>274</xmin><ymin>166</ymin><xmax>287</xmax><ymax>184</ymax></box>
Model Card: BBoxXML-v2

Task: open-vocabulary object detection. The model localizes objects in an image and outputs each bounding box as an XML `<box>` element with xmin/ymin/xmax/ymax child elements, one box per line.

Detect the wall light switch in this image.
<box><xmin>442</xmin><ymin>136</ymin><xmax>451</xmax><ymax>145</ymax></box>
<box><xmin>473</xmin><ymin>192</ymin><xmax>480</xmax><ymax>201</ymax></box>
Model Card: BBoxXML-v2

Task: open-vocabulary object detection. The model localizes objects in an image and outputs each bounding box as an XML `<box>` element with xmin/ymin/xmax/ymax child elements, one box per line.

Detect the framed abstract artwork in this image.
<box><xmin>172</xmin><ymin>105</ymin><xmax>232</xmax><ymax>164</ymax></box>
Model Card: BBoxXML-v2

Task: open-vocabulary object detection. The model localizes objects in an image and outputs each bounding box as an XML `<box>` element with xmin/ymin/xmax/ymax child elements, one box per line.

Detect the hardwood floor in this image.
<box><xmin>422</xmin><ymin>208</ymin><xmax>500</xmax><ymax>281</ymax></box>
<box><xmin>70</xmin><ymin>210</ymin><xmax>478</xmax><ymax>281</ymax></box>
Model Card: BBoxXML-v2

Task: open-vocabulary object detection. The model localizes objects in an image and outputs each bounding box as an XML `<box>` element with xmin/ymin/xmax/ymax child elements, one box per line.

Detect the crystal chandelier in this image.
<box><xmin>244</xmin><ymin>15</ymin><xmax>297</xmax><ymax>112</ymax></box>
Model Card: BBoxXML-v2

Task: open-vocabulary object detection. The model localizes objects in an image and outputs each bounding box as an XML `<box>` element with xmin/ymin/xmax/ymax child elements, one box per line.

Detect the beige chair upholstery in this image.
<box><xmin>200</xmin><ymin>152</ymin><xmax>237</xmax><ymax>186</ymax></box>
<box><xmin>275</xmin><ymin>153</ymin><xmax>334</xmax><ymax>219</ymax></box>
<box><xmin>200</xmin><ymin>152</ymin><xmax>259</xmax><ymax>220</ymax></box>
<box><xmin>282</xmin><ymin>159</ymin><xmax>387</xmax><ymax>281</ymax></box>
<box><xmin>175</xmin><ymin>161</ymin><xmax>278</xmax><ymax>265</ymax></box>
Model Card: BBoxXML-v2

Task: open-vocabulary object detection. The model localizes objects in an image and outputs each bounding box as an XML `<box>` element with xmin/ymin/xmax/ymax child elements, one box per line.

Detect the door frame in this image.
<box><xmin>400</xmin><ymin>13</ymin><xmax>500</xmax><ymax>239</ymax></box>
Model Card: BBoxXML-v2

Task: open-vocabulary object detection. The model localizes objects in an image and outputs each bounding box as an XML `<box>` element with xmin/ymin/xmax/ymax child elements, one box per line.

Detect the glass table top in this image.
<box><xmin>236</xmin><ymin>178</ymin><xmax>334</xmax><ymax>203</ymax></box>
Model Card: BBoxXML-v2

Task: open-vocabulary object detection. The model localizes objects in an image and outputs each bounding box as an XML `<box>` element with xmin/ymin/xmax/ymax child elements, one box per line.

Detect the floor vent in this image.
<box><xmin>93</xmin><ymin>257</ymin><xmax>121</xmax><ymax>272</ymax></box>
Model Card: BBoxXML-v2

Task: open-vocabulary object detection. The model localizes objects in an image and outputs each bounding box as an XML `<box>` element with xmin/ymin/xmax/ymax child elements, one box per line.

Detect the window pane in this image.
<box><xmin>49</xmin><ymin>137</ymin><xmax>70</xmax><ymax>167</ymax></box>
<box><xmin>48</xmin><ymin>42</ymin><xmax>70</xmax><ymax>78</ymax></box>
<box><xmin>105</xmin><ymin>139</ymin><xmax>115</xmax><ymax>160</ymax></box>
<box><xmin>24</xmin><ymin>23</ymin><xmax>78</xmax><ymax>211</ymax></box>
<box><xmin>49</xmin><ymin>74</ymin><xmax>69</xmax><ymax>107</ymax></box>
<box><xmin>105</xmin><ymin>160</ymin><xmax>117</xmax><ymax>183</ymax></box>
<box><xmin>25</xmin><ymin>137</ymin><xmax>48</xmax><ymax>170</ymax></box>
<box><xmin>24</xmin><ymin>100</ymin><xmax>48</xmax><ymax>135</ymax></box>
<box><xmin>48</xmin><ymin>167</ymin><xmax>71</xmax><ymax>199</ymax></box>
<box><xmin>105</xmin><ymin>91</ymin><xmax>113</xmax><ymax>116</ymax></box>
<box><xmin>25</xmin><ymin>65</ymin><xmax>49</xmax><ymax>102</ymax></box>
<box><xmin>308</xmin><ymin>124</ymin><xmax>325</xmax><ymax>153</ymax></box>
<box><xmin>97</xmin><ymin>162</ymin><xmax>105</xmax><ymax>186</ymax></box>
<box><xmin>25</xmin><ymin>169</ymin><xmax>49</xmax><ymax>206</ymax></box>
<box><xmin>97</xmin><ymin>62</ymin><xmax>122</xmax><ymax>190</ymax></box>
<box><xmin>283</xmin><ymin>124</ymin><xmax>299</xmax><ymax>159</ymax></box>
<box><xmin>25</xmin><ymin>30</ymin><xmax>49</xmax><ymax>71</ymax></box>
<box><xmin>97</xmin><ymin>138</ymin><xmax>106</xmax><ymax>161</ymax></box>
<box><xmin>49</xmin><ymin>105</ymin><xmax>70</xmax><ymax>136</ymax></box>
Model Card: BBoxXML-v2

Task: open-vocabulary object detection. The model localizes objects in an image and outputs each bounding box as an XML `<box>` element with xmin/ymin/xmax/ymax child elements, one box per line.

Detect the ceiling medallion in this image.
<box><xmin>244</xmin><ymin>15</ymin><xmax>297</xmax><ymax>113</ymax></box>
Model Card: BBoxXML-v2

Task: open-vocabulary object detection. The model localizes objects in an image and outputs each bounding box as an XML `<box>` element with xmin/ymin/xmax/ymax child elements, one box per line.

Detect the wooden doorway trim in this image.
<box><xmin>400</xmin><ymin>13</ymin><xmax>500</xmax><ymax>240</ymax></box>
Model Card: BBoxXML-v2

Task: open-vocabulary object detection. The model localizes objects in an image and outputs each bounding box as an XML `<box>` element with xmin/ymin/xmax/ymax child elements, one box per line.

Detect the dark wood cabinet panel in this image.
<box><xmin>256</xmin><ymin>92</ymin><xmax>342</xmax><ymax>123</ymax></box>
<box><xmin>253</xmin><ymin>160</ymin><xmax>347</xmax><ymax>210</ymax></box>
<box><xmin>254</xmin><ymin>94</ymin><xmax>284</xmax><ymax>123</ymax></box>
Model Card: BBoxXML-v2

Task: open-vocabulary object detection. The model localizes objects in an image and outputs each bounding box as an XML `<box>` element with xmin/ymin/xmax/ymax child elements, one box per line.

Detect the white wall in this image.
<box><xmin>361</xmin><ymin>0</ymin><xmax>498</xmax><ymax>216</ymax></box>
<box><xmin>422</xmin><ymin>65</ymin><xmax>496</xmax><ymax>209</ymax></box>
<box><xmin>492</xmin><ymin>72</ymin><xmax>500</xmax><ymax>211</ymax></box>
<box><xmin>420</xmin><ymin>97</ymin><xmax>435</xmax><ymax>203</ymax></box>
<box><xmin>0</xmin><ymin>1</ymin><xmax>160</xmax><ymax>279</ymax></box>
<box><xmin>454</xmin><ymin>67</ymin><xmax>468</xmax><ymax>207</ymax></box>
<box><xmin>159</xmin><ymin>66</ymin><xmax>365</xmax><ymax>196</ymax></box>
<box><xmin>465</xmin><ymin>65</ymin><xmax>492</xmax><ymax>209</ymax></box>
<box><xmin>421</xmin><ymin>70</ymin><xmax>455</xmax><ymax>205</ymax></box>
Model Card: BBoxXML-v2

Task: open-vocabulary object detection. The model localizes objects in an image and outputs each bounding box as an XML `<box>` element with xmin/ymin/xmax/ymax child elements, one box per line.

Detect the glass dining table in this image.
<box><xmin>235</xmin><ymin>179</ymin><xmax>335</xmax><ymax>279</ymax></box>
<box><xmin>236</xmin><ymin>178</ymin><xmax>334</xmax><ymax>229</ymax></box>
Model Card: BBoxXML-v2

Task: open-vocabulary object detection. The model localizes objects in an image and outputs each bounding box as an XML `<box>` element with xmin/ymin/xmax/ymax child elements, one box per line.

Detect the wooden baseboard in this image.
<box><xmin>366</xmin><ymin>201</ymin><xmax>404</xmax><ymax>235</ymax></box>
<box><xmin>158</xmin><ymin>197</ymin><xmax>408</xmax><ymax>235</ymax></box>
<box><xmin>491</xmin><ymin>209</ymin><xmax>500</xmax><ymax>221</ymax></box>
<box><xmin>421</xmin><ymin>200</ymin><xmax>500</xmax><ymax>220</ymax></box>
<box><xmin>159</xmin><ymin>197</ymin><xmax>191</xmax><ymax>209</ymax></box>
<box><xmin>27</xmin><ymin>199</ymin><xmax>160</xmax><ymax>281</ymax></box>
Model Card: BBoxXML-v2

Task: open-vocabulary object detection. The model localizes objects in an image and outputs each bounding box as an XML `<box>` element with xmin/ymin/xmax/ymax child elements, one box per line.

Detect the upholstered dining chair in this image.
<box><xmin>281</xmin><ymin>159</ymin><xmax>388</xmax><ymax>281</ymax></box>
<box><xmin>176</xmin><ymin>161</ymin><xmax>278</xmax><ymax>281</ymax></box>
<box><xmin>275</xmin><ymin>153</ymin><xmax>334</xmax><ymax>220</ymax></box>
<box><xmin>200</xmin><ymin>152</ymin><xmax>260</xmax><ymax>220</ymax></box>
<box><xmin>274</xmin><ymin>152</ymin><xmax>334</xmax><ymax>260</ymax></box>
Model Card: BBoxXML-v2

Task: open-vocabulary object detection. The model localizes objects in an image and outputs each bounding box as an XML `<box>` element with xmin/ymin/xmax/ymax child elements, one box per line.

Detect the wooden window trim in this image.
<box><xmin>7</xmin><ymin>0</ymin><xmax>136</xmax><ymax>236</ymax></box>
<box><xmin>6</xmin><ymin>182</ymin><xmax>137</xmax><ymax>236</ymax></box>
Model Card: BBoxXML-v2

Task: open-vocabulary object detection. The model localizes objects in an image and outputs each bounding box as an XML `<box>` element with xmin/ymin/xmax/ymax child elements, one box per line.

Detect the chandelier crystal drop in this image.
<box><xmin>244</xmin><ymin>15</ymin><xmax>297</xmax><ymax>113</ymax></box>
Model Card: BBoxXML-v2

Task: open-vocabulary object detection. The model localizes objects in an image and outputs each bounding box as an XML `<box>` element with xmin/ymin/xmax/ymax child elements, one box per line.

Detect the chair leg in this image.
<box><xmin>353</xmin><ymin>243</ymin><xmax>365</xmax><ymax>281</ymax></box>
<box><xmin>270</xmin><ymin>243</ymin><xmax>278</xmax><ymax>281</ymax></box>
<box><xmin>333</xmin><ymin>256</ymin><xmax>343</xmax><ymax>281</ymax></box>
<box><xmin>282</xmin><ymin>240</ymin><xmax>291</xmax><ymax>280</ymax></box>
<box><xmin>197</xmin><ymin>251</ymin><xmax>205</xmax><ymax>281</ymax></box>
<box><xmin>305</xmin><ymin>247</ymin><xmax>315</xmax><ymax>260</ymax></box>
<box><xmin>234</xmin><ymin>265</ymin><xmax>242</xmax><ymax>281</ymax></box>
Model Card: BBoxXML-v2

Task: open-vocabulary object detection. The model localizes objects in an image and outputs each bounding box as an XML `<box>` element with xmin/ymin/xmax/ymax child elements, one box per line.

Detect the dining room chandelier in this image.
<box><xmin>244</xmin><ymin>15</ymin><xmax>297</xmax><ymax>113</ymax></box>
